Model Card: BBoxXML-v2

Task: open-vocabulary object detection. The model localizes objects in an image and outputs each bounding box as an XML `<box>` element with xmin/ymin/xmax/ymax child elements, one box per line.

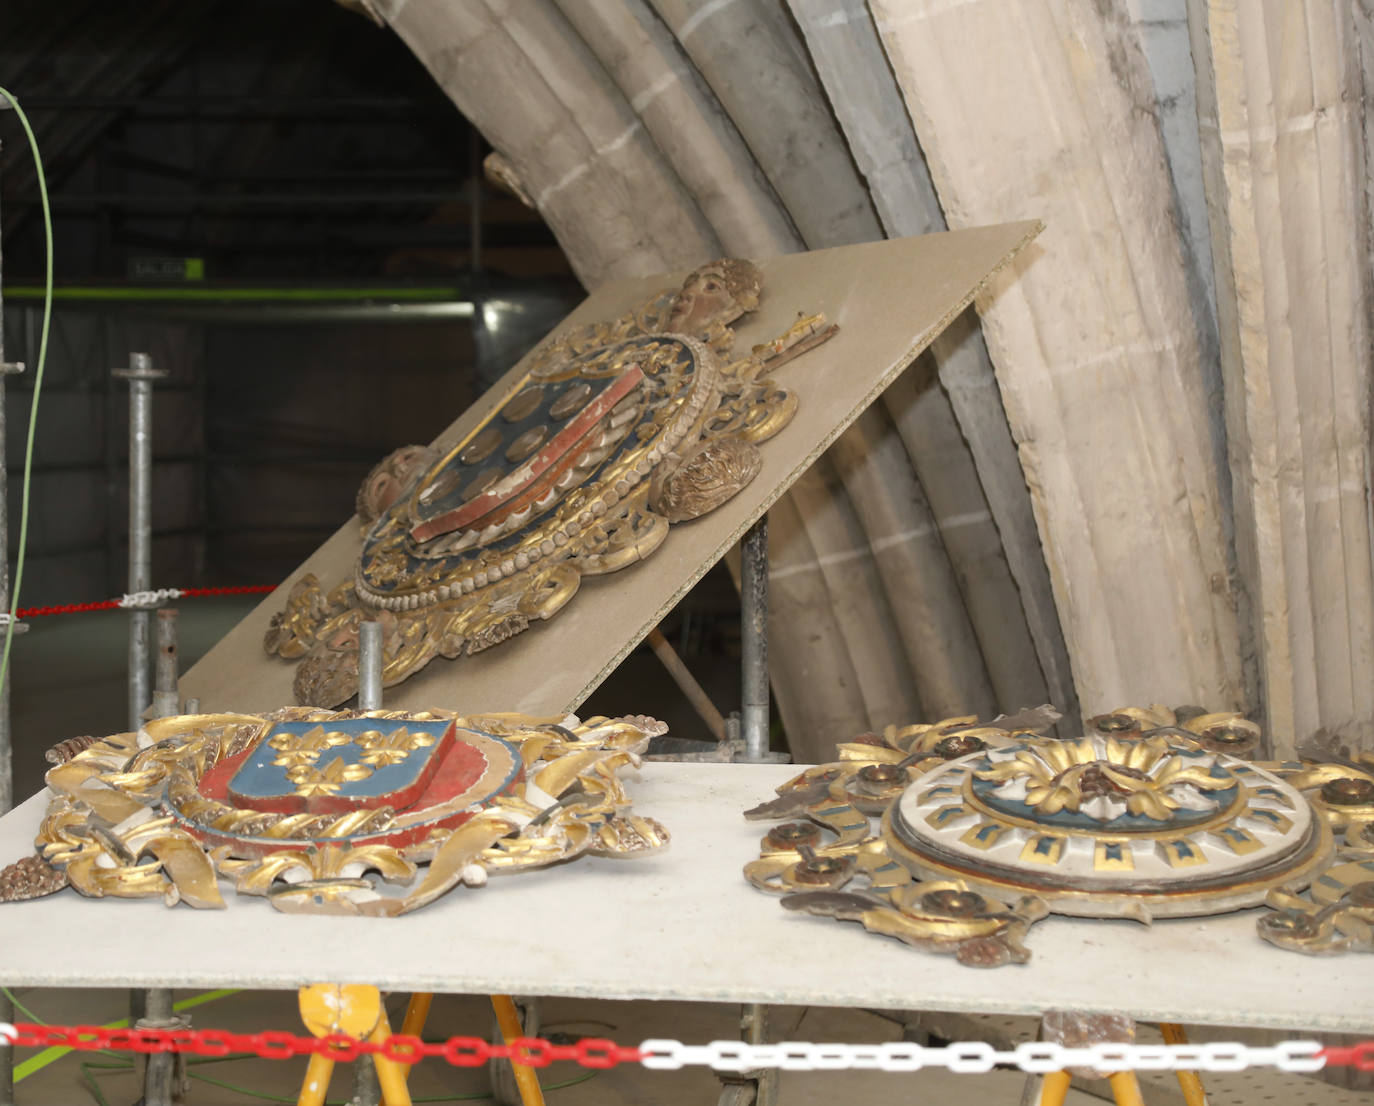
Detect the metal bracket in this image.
<box><xmin>717</xmin><ymin>1003</ymin><xmax>777</xmax><ymax>1106</ymax></box>
<box><xmin>113</xmin><ymin>353</ymin><xmax>170</xmax><ymax>382</ymax></box>
<box><xmin>135</xmin><ymin>1010</ymin><xmax>190</xmax><ymax>1105</ymax></box>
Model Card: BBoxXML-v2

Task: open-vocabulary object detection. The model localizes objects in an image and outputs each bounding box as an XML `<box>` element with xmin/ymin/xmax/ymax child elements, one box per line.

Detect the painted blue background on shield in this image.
<box><xmin>230</xmin><ymin>717</ymin><xmax>451</xmax><ymax>800</ymax></box>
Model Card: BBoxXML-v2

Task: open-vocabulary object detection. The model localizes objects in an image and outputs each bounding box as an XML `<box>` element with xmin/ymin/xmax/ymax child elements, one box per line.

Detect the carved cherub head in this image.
<box><xmin>667</xmin><ymin>258</ymin><xmax>761</xmax><ymax>336</ymax></box>
<box><xmin>356</xmin><ymin>445</ymin><xmax>438</xmax><ymax>527</ymax></box>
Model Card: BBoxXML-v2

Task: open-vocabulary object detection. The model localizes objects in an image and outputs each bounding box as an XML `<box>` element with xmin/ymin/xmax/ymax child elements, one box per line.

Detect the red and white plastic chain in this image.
<box><xmin>8</xmin><ymin>584</ymin><xmax>276</xmax><ymax>619</ymax></box>
<box><xmin>0</xmin><ymin>1022</ymin><xmax>1370</xmax><ymax>1074</ymax></box>
<box><xmin>0</xmin><ymin>1022</ymin><xmax>640</xmax><ymax>1069</ymax></box>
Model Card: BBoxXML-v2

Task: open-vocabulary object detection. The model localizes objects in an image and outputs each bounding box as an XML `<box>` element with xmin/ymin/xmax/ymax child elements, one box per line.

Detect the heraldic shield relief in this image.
<box><xmin>742</xmin><ymin>705</ymin><xmax>1374</xmax><ymax>966</ymax></box>
<box><xmin>264</xmin><ymin>258</ymin><xmax>837</xmax><ymax>706</ymax></box>
<box><xmin>1</xmin><ymin>709</ymin><xmax>669</xmax><ymax>916</ymax></box>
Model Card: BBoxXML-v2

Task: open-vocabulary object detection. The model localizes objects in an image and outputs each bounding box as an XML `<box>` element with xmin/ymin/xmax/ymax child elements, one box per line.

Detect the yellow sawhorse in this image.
<box><xmin>1036</xmin><ymin>1021</ymin><xmax>1208</xmax><ymax>1106</ymax></box>
<box><xmin>296</xmin><ymin>986</ymin><xmax>544</xmax><ymax>1106</ymax></box>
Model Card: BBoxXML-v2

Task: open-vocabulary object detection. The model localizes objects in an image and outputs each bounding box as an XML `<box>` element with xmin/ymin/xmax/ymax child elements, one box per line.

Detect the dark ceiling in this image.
<box><xmin>0</xmin><ymin>0</ymin><xmax>575</xmax><ymax>285</ymax></box>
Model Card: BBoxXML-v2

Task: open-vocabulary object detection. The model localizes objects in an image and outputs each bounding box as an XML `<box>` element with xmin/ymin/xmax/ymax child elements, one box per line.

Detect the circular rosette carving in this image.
<box><xmin>291</xmin><ymin>608</ymin><xmax>410</xmax><ymax>709</ymax></box>
<box><xmin>1258</xmin><ymin>858</ymin><xmax>1374</xmax><ymax>955</ymax></box>
<box><xmin>651</xmin><ymin>437</ymin><xmax>762</xmax><ymax>524</ymax></box>
<box><xmin>885</xmin><ymin>733</ymin><xmax>1333</xmax><ymax>921</ymax></box>
<box><xmin>1275</xmin><ymin>761</ymin><xmax>1374</xmax><ymax>835</ymax></box>
<box><xmin>356</xmin><ymin>444</ymin><xmax>439</xmax><ymax>528</ymax></box>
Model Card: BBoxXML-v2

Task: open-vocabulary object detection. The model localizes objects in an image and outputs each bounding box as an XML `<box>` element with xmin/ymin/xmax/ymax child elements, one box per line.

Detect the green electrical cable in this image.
<box><xmin>0</xmin><ymin>985</ymin><xmax>45</xmax><ymax>1025</ymax></box>
<box><xmin>0</xmin><ymin>86</ymin><xmax>53</xmax><ymax>730</ymax></box>
<box><xmin>78</xmin><ymin>1059</ymin><xmax>116</xmax><ymax>1106</ymax></box>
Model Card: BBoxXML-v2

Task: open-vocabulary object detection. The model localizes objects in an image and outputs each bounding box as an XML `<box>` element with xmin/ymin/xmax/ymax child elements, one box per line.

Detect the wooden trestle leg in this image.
<box><xmin>296</xmin><ymin>984</ymin><xmax>411</xmax><ymax>1106</ymax></box>
<box><xmin>491</xmin><ymin>993</ymin><xmax>547</xmax><ymax>1106</ymax></box>
<box><xmin>1159</xmin><ymin>1023</ymin><xmax>1209</xmax><ymax>1106</ymax></box>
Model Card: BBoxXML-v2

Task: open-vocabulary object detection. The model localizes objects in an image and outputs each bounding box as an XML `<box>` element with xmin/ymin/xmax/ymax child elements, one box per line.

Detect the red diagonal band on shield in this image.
<box><xmin>409</xmin><ymin>365</ymin><xmax>645</xmax><ymax>544</ymax></box>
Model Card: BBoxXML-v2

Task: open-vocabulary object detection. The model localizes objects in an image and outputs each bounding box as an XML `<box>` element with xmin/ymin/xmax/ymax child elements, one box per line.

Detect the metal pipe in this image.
<box><xmin>0</xmin><ymin>121</ymin><xmax>19</xmax><ymax>1106</ymax></box>
<box><xmin>352</xmin><ymin>1057</ymin><xmax>382</xmax><ymax>1106</ymax></box>
<box><xmin>740</xmin><ymin>517</ymin><xmax>770</xmax><ymax>762</ymax></box>
<box><xmin>140</xmin><ymin>987</ymin><xmax>177</xmax><ymax>1106</ymax></box>
<box><xmin>115</xmin><ymin>353</ymin><xmax>169</xmax><ymax>1097</ymax></box>
<box><xmin>151</xmin><ymin>608</ymin><xmax>179</xmax><ymax>719</ymax></box>
<box><xmin>646</xmin><ymin>628</ymin><xmax>727</xmax><ymax>741</ymax></box>
<box><xmin>357</xmin><ymin>620</ymin><xmax>383</xmax><ymax>711</ymax></box>
<box><xmin>735</xmin><ymin>1002</ymin><xmax>778</xmax><ymax>1106</ymax></box>
<box><xmin>114</xmin><ymin>352</ymin><xmax>166</xmax><ymax>732</ymax></box>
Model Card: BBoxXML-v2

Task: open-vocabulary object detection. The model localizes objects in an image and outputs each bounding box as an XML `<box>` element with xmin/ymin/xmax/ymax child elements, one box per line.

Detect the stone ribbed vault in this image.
<box><xmin>350</xmin><ymin>0</ymin><xmax>1373</xmax><ymax>761</ymax></box>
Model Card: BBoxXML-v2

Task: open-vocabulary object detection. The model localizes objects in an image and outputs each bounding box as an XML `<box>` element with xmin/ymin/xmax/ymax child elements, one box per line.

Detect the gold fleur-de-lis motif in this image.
<box><xmin>353</xmin><ymin>726</ymin><xmax>436</xmax><ymax>767</ymax></box>
<box><xmin>286</xmin><ymin>755</ymin><xmax>374</xmax><ymax>797</ymax></box>
<box><xmin>269</xmin><ymin>725</ymin><xmax>351</xmax><ymax>769</ymax></box>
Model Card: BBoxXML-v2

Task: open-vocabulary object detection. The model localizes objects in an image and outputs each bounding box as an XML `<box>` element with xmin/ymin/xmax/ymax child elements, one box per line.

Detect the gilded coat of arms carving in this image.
<box><xmin>264</xmin><ymin>260</ymin><xmax>836</xmax><ymax>706</ymax></box>
<box><xmin>3</xmin><ymin>709</ymin><xmax>668</xmax><ymax>916</ymax></box>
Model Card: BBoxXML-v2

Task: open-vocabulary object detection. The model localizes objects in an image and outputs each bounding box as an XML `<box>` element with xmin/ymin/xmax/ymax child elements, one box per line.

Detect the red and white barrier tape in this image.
<box><xmin>0</xmin><ymin>1023</ymin><xmax>1370</xmax><ymax>1074</ymax></box>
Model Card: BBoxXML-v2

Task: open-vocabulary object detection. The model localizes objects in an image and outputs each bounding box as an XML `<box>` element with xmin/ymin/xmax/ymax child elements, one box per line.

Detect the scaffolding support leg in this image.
<box><xmin>739</xmin><ymin>517</ymin><xmax>769</xmax><ymax>763</ymax></box>
<box><xmin>722</xmin><ymin>519</ymin><xmax>777</xmax><ymax>1106</ymax></box>
<box><xmin>358</xmin><ymin>620</ymin><xmax>383</xmax><ymax>712</ymax></box>
<box><xmin>114</xmin><ymin>352</ymin><xmax>165</xmax><ymax>733</ymax></box>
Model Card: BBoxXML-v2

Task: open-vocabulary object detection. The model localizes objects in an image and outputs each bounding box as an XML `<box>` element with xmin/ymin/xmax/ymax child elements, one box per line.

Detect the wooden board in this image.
<box><xmin>180</xmin><ymin>224</ymin><xmax>1040</xmax><ymax>716</ymax></box>
<box><xmin>0</xmin><ymin>763</ymin><xmax>1367</xmax><ymax>1033</ymax></box>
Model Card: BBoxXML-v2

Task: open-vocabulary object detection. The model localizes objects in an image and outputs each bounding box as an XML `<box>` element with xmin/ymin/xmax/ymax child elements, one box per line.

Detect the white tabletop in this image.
<box><xmin>0</xmin><ymin>763</ymin><xmax>1366</xmax><ymax>1033</ymax></box>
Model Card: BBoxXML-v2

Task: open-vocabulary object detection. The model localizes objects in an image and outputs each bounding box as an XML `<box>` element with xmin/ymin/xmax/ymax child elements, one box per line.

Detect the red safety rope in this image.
<box><xmin>14</xmin><ymin>584</ymin><xmax>276</xmax><ymax>620</ymax></box>
<box><xmin>179</xmin><ymin>585</ymin><xmax>279</xmax><ymax>599</ymax></box>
